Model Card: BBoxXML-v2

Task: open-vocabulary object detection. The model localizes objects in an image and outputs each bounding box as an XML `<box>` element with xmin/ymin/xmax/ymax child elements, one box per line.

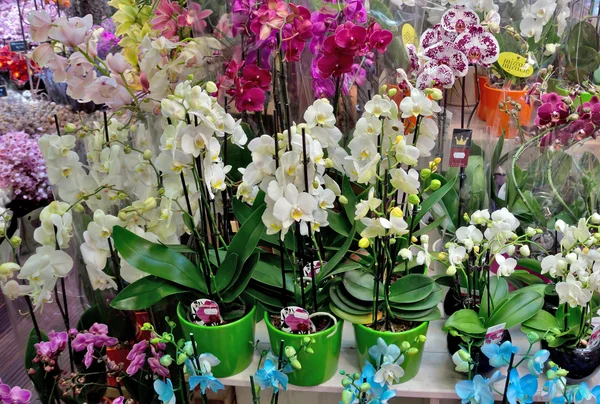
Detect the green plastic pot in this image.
<box><xmin>264</xmin><ymin>312</ymin><xmax>344</xmax><ymax>386</ymax></box>
<box><xmin>557</xmin><ymin>85</ymin><xmax>592</xmax><ymax>108</ymax></box>
<box><xmin>177</xmin><ymin>300</ymin><xmax>256</xmax><ymax>378</ymax></box>
<box><xmin>353</xmin><ymin>321</ymin><xmax>429</xmax><ymax>383</ymax></box>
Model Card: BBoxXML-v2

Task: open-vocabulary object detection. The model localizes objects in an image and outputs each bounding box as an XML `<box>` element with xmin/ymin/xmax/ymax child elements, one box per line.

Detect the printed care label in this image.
<box><xmin>402</xmin><ymin>24</ymin><xmax>416</xmax><ymax>46</ymax></box>
<box><xmin>9</xmin><ymin>40</ymin><xmax>26</xmax><ymax>52</ymax></box>
<box><xmin>281</xmin><ymin>306</ymin><xmax>314</xmax><ymax>334</ymax></box>
<box><xmin>449</xmin><ymin>128</ymin><xmax>472</xmax><ymax>168</ymax></box>
<box><xmin>589</xmin><ymin>325</ymin><xmax>600</xmax><ymax>348</ymax></box>
<box><xmin>191</xmin><ymin>299</ymin><xmax>223</xmax><ymax>326</ymax></box>
<box><xmin>0</xmin><ymin>86</ymin><xmax>6</xmax><ymax>97</ymax></box>
<box><xmin>498</xmin><ymin>52</ymin><xmax>534</xmax><ymax>78</ymax></box>
<box><xmin>484</xmin><ymin>323</ymin><xmax>506</xmax><ymax>345</ymax></box>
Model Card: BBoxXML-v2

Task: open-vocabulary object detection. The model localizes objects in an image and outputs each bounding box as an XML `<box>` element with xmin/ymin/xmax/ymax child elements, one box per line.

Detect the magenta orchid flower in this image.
<box><xmin>417</xmin><ymin>62</ymin><xmax>455</xmax><ymax>90</ymax></box>
<box><xmin>535</xmin><ymin>93</ymin><xmax>571</xmax><ymax>127</ymax></box>
<box><xmin>455</xmin><ymin>25</ymin><xmax>500</xmax><ymax>67</ymax></box>
<box><xmin>441</xmin><ymin>6</ymin><xmax>480</xmax><ymax>34</ymax></box>
<box><xmin>419</xmin><ymin>24</ymin><xmax>458</xmax><ymax>51</ymax></box>
<box><xmin>235</xmin><ymin>82</ymin><xmax>267</xmax><ymax>112</ymax></box>
<box><xmin>0</xmin><ymin>384</ymin><xmax>31</xmax><ymax>404</ymax></box>
<box><xmin>369</xmin><ymin>28</ymin><xmax>393</xmax><ymax>54</ymax></box>
<box><xmin>150</xmin><ymin>0</ymin><xmax>181</xmax><ymax>39</ymax></box>
<box><xmin>423</xmin><ymin>41</ymin><xmax>469</xmax><ymax>78</ymax></box>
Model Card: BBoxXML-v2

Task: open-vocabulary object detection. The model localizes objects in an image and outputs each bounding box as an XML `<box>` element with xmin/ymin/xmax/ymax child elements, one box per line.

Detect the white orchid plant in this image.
<box><xmin>522</xmin><ymin>216</ymin><xmax>600</xmax><ymax>349</ymax></box>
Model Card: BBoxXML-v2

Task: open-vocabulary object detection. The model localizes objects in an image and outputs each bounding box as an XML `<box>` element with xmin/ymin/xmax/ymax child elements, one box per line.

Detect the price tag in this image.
<box><xmin>0</xmin><ymin>86</ymin><xmax>6</xmax><ymax>97</ymax></box>
<box><xmin>589</xmin><ymin>325</ymin><xmax>600</xmax><ymax>348</ymax></box>
<box><xmin>191</xmin><ymin>299</ymin><xmax>223</xmax><ymax>326</ymax></box>
<box><xmin>402</xmin><ymin>24</ymin><xmax>416</xmax><ymax>46</ymax></box>
<box><xmin>10</xmin><ymin>40</ymin><xmax>26</xmax><ymax>52</ymax></box>
<box><xmin>281</xmin><ymin>306</ymin><xmax>315</xmax><ymax>334</ymax></box>
<box><xmin>484</xmin><ymin>323</ymin><xmax>506</xmax><ymax>345</ymax></box>
<box><xmin>498</xmin><ymin>52</ymin><xmax>534</xmax><ymax>78</ymax></box>
<box><xmin>449</xmin><ymin>128</ymin><xmax>472</xmax><ymax>168</ymax></box>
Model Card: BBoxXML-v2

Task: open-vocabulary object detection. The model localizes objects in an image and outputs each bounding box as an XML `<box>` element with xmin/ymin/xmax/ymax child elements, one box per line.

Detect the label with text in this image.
<box><xmin>484</xmin><ymin>323</ymin><xmax>506</xmax><ymax>345</ymax></box>
<box><xmin>449</xmin><ymin>128</ymin><xmax>473</xmax><ymax>167</ymax></box>
<box><xmin>498</xmin><ymin>52</ymin><xmax>534</xmax><ymax>78</ymax></box>
<box><xmin>402</xmin><ymin>24</ymin><xmax>416</xmax><ymax>46</ymax></box>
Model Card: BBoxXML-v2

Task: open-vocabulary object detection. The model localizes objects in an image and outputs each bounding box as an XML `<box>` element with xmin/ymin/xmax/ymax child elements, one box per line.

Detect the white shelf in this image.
<box><xmin>220</xmin><ymin>316</ymin><xmax>600</xmax><ymax>401</ymax></box>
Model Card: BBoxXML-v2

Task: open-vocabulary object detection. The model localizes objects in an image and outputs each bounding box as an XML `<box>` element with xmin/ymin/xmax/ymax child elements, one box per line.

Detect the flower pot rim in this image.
<box><xmin>483</xmin><ymin>82</ymin><xmax>527</xmax><ymax>94</ymax></box>
<box><xmin>354</xmin><ymin>320</ymin><xmax>429</xmax><ymax>336</ymax></box>
<box><xmin>544</xmin><ymin>340</ymin><xmax>600</xmax><ymax>354</ymax></box>
<box><xmin>176</xmin><ymin>299</ymin><xmax>256</xmax><ymax>330</ymax></box>
<box><xmin>263</xmin><ymin>311</ymin><xmax>343</xmax><ymax>338</ymax></box>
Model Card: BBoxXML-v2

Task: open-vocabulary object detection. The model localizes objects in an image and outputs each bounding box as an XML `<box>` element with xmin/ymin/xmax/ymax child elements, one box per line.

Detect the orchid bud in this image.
<box><xmin>489</xmin><ymin>22</ymin><xmax>500</xmax><ymax>33</ymax></box>
<box><xmin>118</xmin><ymin>192</ymin><xmax>128</xmax><ymax>200</ymax></box>
<box><xmin>9</xmin><ymin>236</ymin><xmax>21</xmax><ymax>247</ymax></box>
<box><xmin>592</xmin><ymin>213</ymin><xmax>600</xmax><ymax>224</ymax></box>
<box><xmin>205</xmin><ymin>81</ymin><xmax>218</xmax><ymax>93</ymax></box>
<box><xmin>446</xmin><ymin>265</ymin><xmax>457</xmax><ymax>276</ymax></box>
<box><xmin>418</xmin><ymin>335</ymin><xmax>427</xmax><ymax>343</ymax></box>
<box><xmin>64</xmin><ymin>123</ymin><xmax>77</xmax><ymax>133</ymax></box>
<box><xmin>351</xmin><ymin>372</ymin><xmax>361</xmax><ymax>380</ymax></box>
<box><xmin>408</xmin><ymin>194</ymin><xmax>420</xmax><ymax>205</ymax></box>
<box><xmin>359</xmin><ymin>382</ymin><xmax>371</xmax><ymax>392</ymax></box>
<box><xmin>391</xmin><ymin>207</ymin><xmax>403</xmax><ymax>218</ymax></box>
<box><xmin>556</xmin><ymin>369</ymin><xmax>569</xmax><ymax>377</ymax></box>
<box><xmin>177</xmin><ymin>353</ymin><xmax>187</xmax><ymax>365</ymax></box>
<box><xmin>143</xmin><ymin>150</ymin><xmax>153</xmax><ymax>160</ymax></box>
<box><xmin>401</xmin><ymin>341</ymin><xmax>411</xmax><ymax>351</ymax></box>
<box><xmin>449</xmin><ymin>329</ymin><xmax>459</xmax><ymax>337</ymax></box>
<box><xmin>546</xmin><ymin>335</ymin><xmax>556</xmax><ymax>343</ymax></box>
<box><xmin>160</xmin><ymin>355</ymin><xmax>173</xmax><ymax>367</ymax></box>
<box><xmin>302</xmin><ymin>337</ymin><xmax>311</xmax><ymax>345</ymax></box>
<box><xmin>430</xmin><ymin>180</ymin><xmax>441</xmax><ymax>191</ymax></box>
<box><xmin>566</xmin><ymin>253</ymin><xmax>577</xmax><ymax>264</ymax></box>
<box><xmin>548</xmin><ymin>361</ymin><xmax>557</xmax><ymax>368</ymax></box>
<box><xmin>525</xmin><ymin>227</ymin><xmax>536</xmax><ymax>237</ymax></box>
<box><xmin>144</xmin><ymin>197</ymin><xmax>157</xmax><ymax>209</ymax></box>
<box><xmin>341</xmin><ymin>379</ymin><xmax>351</xmax><ymax>388</ymax></box>
<box><xmin>527</xmin><ymin>332</ymin><xmax>540</xmax><ymax>344</ymax></box>
<box><xmin>506</xmin><ymin>245</ymin><xmax>515</xmax><ymax>256</ymax></box>
<box><xmin>473</xmin><ymin>245</ymin><xmax>480</xmax><ymax>253</ymax></box>
<box><xmin>285</xmin><ymin>346</ymin><xmax>297</xmax><ymax>358</ymax></box>
<box><xmin>434</xmin><ymin>157</ymin><xmax>441</xmax><ymax>165</ymax></box>
<box><xmin>389</xmin><ymin>238</ymin><xmax>396</xmax><ymax>245</ymax></box>
<box><xmin>118</xmin><ymin>211</ymin><xmax>129</xmax><ymax>221</ymax></box>
<box><xmin>359</xmin><ymin>238</ymin><xmax>370</xmax><ymax>249</ymax></box>
<box><xmin>437</xmin><ymin>252</ymin><xmax>447</xmax><ymax>260</ymax></box>
<box><xmin>291</xmin><ymin>359</ymin><xmax>301</xmax><ymax>370</ymax></box>
<box><xmin>388</xmin><ymin>88</ymin><xmax>398</xmax><ymax>97</ymax></box>
<box><xmin>458</xmin><ymin>350</ymin><xmax>471</xmax><ymax>362</ymax></box>
<box><xmin>150</xmin><ymin>338</ymin><xmax>160</xmax><ymax>345</ymax></box>
<box><xmin>74</xmin><ymin>204</ymin><xmax>85</xmax><ymax>213</ymax></box>
<box><xmin>306</xmin><ymin>347</ymin><xmax>314</xmax><ymax>354</ymax></box>
<box><xmin>407</xmin><ymin>347</ymin><xmax>419</xmax><ymax>356</ymax></box>
<box><xmin>546</xmin><ymin>370</ymin><xmax>557</xmax><ymax>380</ymax></box>
<box><xmin>380</xmin><ymin>85</ymin><xmax>388</xmax><ymax>94</ymax></box>
<box><xmin>324</xmin><ymin>158</ymin><xmax>334</xmax><ymax>168</ymax></box>
<box><xmin>341</xmin><ymin>390</ymin><xmax>354</xmax><ymax>404</ymax></box>
<box><xmin>411</xmin><ymin>236</ymin><xmax>418</xmax><ymax>243</ymax></box>
<box><xmin>0</xmin><ymin>263</ymin><xmax>19</xmax><ymax>278</ymax></box>
<box><xmin>420</xmin><ymin>168</ymin><xmax>432</xmax><ymax>179</ymax></box>
<box><xmin>520</xmin><ymin>245</ymin><xmax>530</xmax><ymax>257</ymax></box>
<box><xmin>339</xmin><ymin>195</ymin><xmax>349</xmax><ymax>205</ymax></box>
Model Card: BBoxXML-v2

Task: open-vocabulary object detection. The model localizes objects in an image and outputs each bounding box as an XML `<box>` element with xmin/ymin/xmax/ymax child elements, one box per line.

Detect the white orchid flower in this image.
<box><xmin>390</xmin><ymin>168</ymin><xmax>420</xmax><ymax>195</ymax></box>
<box><xmin>495</xmin><ymin>254</ymin><xmax>517</xmax><ymax>277</ymax></box>
<box><xmin>355</xmin><ymin>188</ymin><xmax>382</xmax><ymax>220</ymax></box>
<box><xmin>273</xmin><ymin>184</ymin><xmax>317</xmax><ymax>229</ymax></box>
<box><xmin>374</xmin><ymin>362</ymin><xmax>405</xmax><ymax>385</ymax></box>
<box><xmin>556</xmin><ymin>274</ymin><xmax>592</xmax><ymax>308</ymax></box>
<box><xmin>304</xmin><ymin>98</ymin><xmax>336</xmax><ymax>128</ymax></box>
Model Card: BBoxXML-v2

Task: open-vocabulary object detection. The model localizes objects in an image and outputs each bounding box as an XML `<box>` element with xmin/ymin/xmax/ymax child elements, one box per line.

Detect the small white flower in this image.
<box><xmin>374</xmin><ymin>362</ymin><xmax>405</xmax><ymax>385</ymax></box>
<box><xmin>556</xmin><ymin>274</ymin><xmax>592</xmax><ymax>308</ymax></box>
<box><xmin>304</xmin><ymin>99</ymin><xmax>336</xmax><ymax>128</ymax></box>
<box><xmin>448</xmin><ymin>244</ymin><xmax>467</xmax><ymax>264</ymax></box>
<box><xmin>495</xmin><ymin>254</ymin><xmax>517</xmax><ymax>277</ymax></box>
<box><xmin>1</xmin><ymin>280</ymin><xmax>31</xmax><ymax>300</ymax></box>
<box><xmin>360</xmin><ymin>217</ymin><xmax>391</xmax><ymax>238</ymax></box>
<box><xmin>520</xmin><ymin>245</ymin><xmax>531</xmax><ymax>257</ymax></box>
<box><xmin>273</xmin><ymin>184</ymin><xmax>317</xmax><ymax>229</ymax></box>
<box><xmin>390</xmin><ymin>168</ymin><xmax>420</xmax><ymax>195</ymax></box>
<box><xmin>354</xmin><ymin>188</ymin><xmax>382</xmax><ymax>220</ymax></box>
<box><xmin>400</xmin><ymin>88</ymin><xmax>441</xmax><ymax>118</ymax></box>
<box><xmin>365</xmin><ymin>95</ymin><xmax>395</xmax><ymax>118</ymax></box>
<box><xmin>470</xmin><ymin>209</ymin><xmax>490</xmax><ymax>225</ymax></box>
<box><xmin>455</xmin><ymin>225</ymin><xmax>483</xmax><ymax>252</ymax></box>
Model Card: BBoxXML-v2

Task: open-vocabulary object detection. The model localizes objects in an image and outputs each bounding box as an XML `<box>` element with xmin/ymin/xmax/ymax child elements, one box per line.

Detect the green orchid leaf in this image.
<box><xmin>391</xmin><ymin>306</ymin><xmax>441</xmax><ymax>322</ymax></box>
<box><xmin>486</xmin><ymin>290</ymin><xmax>544</xmax><ymax>329</ymax></box>
<box><xmin>390</xmin><ymin>283</ymin><xmax>443</xmax><ymax>311</ymax></box>
<box><xmin>325</xmin><ymin>260</ymin><xmax>363</xmax><ymax>278</ymax></box>
<box><xmin>443</xmin><ymin>309</ymin><xmax>487</xmax><ymax>336</ymax></box>
<box><xmin>480</xmin><ymin>276</ymin><xmax>508</xmax><ymax>320</ymax></box>
<box><xmin>413</xmin><ymin>176</ymin><xmax>457</xmax><ymax>229</ymax></box>
<box><xmin>342</xmin><ymin>270</ymin><xmax>382</xmax><ymax>301</ymax></box>
<box><xmin>226</xmin><ymin>204</ymin><xmax>265</xmax><ymax>269</ymax></box>
<box><xmin>334</xmin><ymin>280</ymin><xmax>374</xmax><ymax>311</ymax></box>
<box><xmin>330</xmin><ymin>303</ymin><xmax>375</xmax><ymax>324</ymax></box>
<box><xmin>214</xmin><ymin>253</ymin><xmax>239</xmax><ymax>292</ymax></box>
<box><xmin>113</xmin><ymin>226</ymin><xmax>207</xmax><ymax>293</ymax></box>
<box><xmin>111</xmin><ymin>276</ymin><xmax>188</xmax><ymax>310</ymax></box>
<box><xmin>522</xmin><ymin>310</ymin><xmax>561</xmax><ymax>334</ymax></box>
<box><xmin>252</xmin><ymin>255</ymin><xmax>294</xmax><ymax>291</ymax></box>
<box><xmin>328</xmin><ymin>210</ymin><xmax>351</xmax><ymax>237</ymax></box>
<box><xmin>222</xmin><ymin>252</ymin><xmax>260</xmax><ymax>302</ymax></box>
<box><xmin>330</xmin><ymin>283</ymin><xmax>372</xmax><ymax>315</ymax></box>
<box><xmin>317</xmin><ymin>222</ymin><xmax>357</xmax><ymax>282</ymax></box>
<box><xmin>388</xmin><ymin>274</ymin><xmax>435</xmax><ymax>304</ymax></box>
<box><xmin>412</xmin><ymin>214</ymin><xmax>447</xmax><ymax>238</ymax></box>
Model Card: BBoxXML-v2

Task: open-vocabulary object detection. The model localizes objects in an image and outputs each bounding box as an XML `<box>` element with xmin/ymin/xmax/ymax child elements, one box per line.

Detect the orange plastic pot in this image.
<box><xmin>484</xmin><ymin>83</ymin><xmax>533</xmax><ymax>138</ymax></box>
<box><xmin>476</xmin><ymin>76</ymin><xmax>488</xmax><ymax>121</ymax></box>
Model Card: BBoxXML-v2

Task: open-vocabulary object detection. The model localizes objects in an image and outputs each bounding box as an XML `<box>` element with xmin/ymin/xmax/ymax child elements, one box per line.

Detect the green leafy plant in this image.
<box><xmin>110</xmin><ymin>205</ymin><xmax>266</xmax><ymax>321</ymax></box>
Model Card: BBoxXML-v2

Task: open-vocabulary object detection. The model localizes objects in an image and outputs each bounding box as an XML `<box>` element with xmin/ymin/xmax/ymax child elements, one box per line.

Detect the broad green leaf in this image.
<box><xmin>317</xmin><ymin>222</ymin><xmax>357</xmax><ymax>281</ymax></box>
<box><xmin>223</xmin><ymin>252</ymin><xmax>260</xmax><ymax>302</ymax></box>
<box><xmin>326</xmin><ymin>260</ymin><xmax>363</xmax><ymax>278</ymax></box>
<box><xmin>342</xmin><ymin>175</ymin><xmax>358</xmax><ymax>222</ymax></box>
<box><xmin>413</xmin><ymin>214</ymin><xmax>447</xmax><ymax>238</ymax></box>
<box><xmin>226</xmin><ymin>204</ymin><xmax>266</xmax><ymax>270</ymax></box>
<box><xmin>113</xmin><ymin>226</ymin><xmax>207</xmax><ymax>293</ymax></box>
<box><xmin>328</xmin><ymin>210</ymin><xmax>351</xmax><ymax>237</ymax></box>
<box><xmin>252</xmin><ymin>256</ymin><xmax>294</xmax><ymax>291</ymax></box>
<box><xmin>214</xmin><ymin>253</ymin><xmax>239</xmax><ymax>292</ymax></box>
<box><xmin>343</xmin><ymin>271</ymin><xmax>380</xmax><ymax>301</ymax></box>
<box><xmin>413</xmin><ymin>176</ymin><xmax>457</xmax><ymax>229</ymax></box>
<box><xmin>391</xmin><ymin>306</ymin><xmax>441</xmax><ymax>322</ymax></box>
<box><xmin>330</xmin><ymin>284</ymin><xmax>372</xmax><ymax>315</ymax></box>
<box><xmin>522</xmin><ymin>310</ymin><xmax>561</xmax><ymax>333</ymax></box>
<box><xmin>391</xmin><ymin>283</ymin><xmax>443</xmax><ymax>311</ymax></box>
<box><xmin>246</xmin><ymin>285</ymin><xmax>286</xmax><ymax>311</ymax></box>
<box><xmin>388</xmin><ymin>274</ymin><xmax>435</xmax><ymax>304</ymax></box>
<box><xmin>335</xmin><ymin>280</ymin><xmax>375</xmax><ymax>311</ymax></box>
<box><xmin>111</xmin><ymin>276</ymin><xmax>188</xmax><ymax>310</ymax></box>
<box><xmin>486</xmin><ymin>290</ymin><xmax>544</xmax><ymax>329</ymax></box>
<box><xmin>330</xmin><ymin>303</ymin><xmax>375</xmax><ymax>324</ymax></box>
<box><xmin>443</xmin><ymin>309</ymin><xmax>487</xmax><ymax>336</ymax></box>
<box><xmin>517</xmin><ymin>258</ymin><xmax>543</xmax><ymax>275</ymax></box>
<box><xmin>480</xmin><ymin>276</ymin><xmax>508</xmax><ymax>320</ymax></box>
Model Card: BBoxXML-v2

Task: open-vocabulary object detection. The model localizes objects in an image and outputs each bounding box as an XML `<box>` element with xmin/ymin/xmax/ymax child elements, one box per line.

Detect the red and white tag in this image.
<box><xmin>303</xmin><ymin>261</ymin><xmax>323</xmax><ymax>278</ymax></box>
<box><xmin>280</xmin><ymin>306</ymin><xmax>315</xmax><ymax>334</ymax></box>
<box><xmin>484</xmin><ymin>323</ymin><xmax>506</xmax><ymax>345</ymax></box>
<box><xmin>191</xmin><ymin>299</ymin><xmax>223</xmax><ymax>326</ymax></box>
<box><xmin>589</xmin><ymin>325</ymin><xmax>600</xmax><ymax>348</ymax></box>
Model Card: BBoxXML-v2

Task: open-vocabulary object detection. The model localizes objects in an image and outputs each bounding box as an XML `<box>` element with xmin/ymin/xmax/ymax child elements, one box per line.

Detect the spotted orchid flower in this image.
<box><xmin>441</xmin><ymin>6</ymin><xmax>480</xmax><ymax>34</ymax></box>
<box><xmin>416</xmin><ymin>61</ymin><xmax>455</xmax><ymax>90</ymax></box>
<box><xmin>420</xmin><ymin>24</ymin><xmax>458</xmax><ymax>51</ymax></box>
<box><xmin>423</xmin><ymin>42</ymin><xmax>469</xmax><ymax>78</ymax></box>
<box><xmin>455</xmin><ymin>25</ymin><xmax>500</xmax><ymax>67</ymax></box>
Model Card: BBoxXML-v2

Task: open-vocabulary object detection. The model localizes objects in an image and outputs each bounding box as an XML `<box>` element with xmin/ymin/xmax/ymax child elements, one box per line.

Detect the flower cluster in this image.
<box><xmin>540</xmin><ymin>216</ymin><xmax>600</xmax><ymax>308</ymax></box>
<box><xmin>238</xmin><ymin>98</ymin><xmax>344</xmax><ymax>238</ymax></box>
<box><xmin>150</xmin><ymin>0</ymin><xmax>212</xmax><ymax>40</ymax></box>
<box><xmin>411</xmin><ymin>6</ymin><xmax>499</xmax><ymax>91</ymax></box>
<box><xmin>219</xmin><ymin>62</ymin><xmax>271</xmax><ymax>112</ymax></box>
<box><xmin>455</xmin><ymin>339</ymin><xmax>600</xmax><ymax>404</ymax></box>
<box><xmin>0</xmin><ymin>380</ymin><xmax>31</xmax><ymax>404</ymax></box>
<box><xmin>0</xmin><ymin>0</ymin><xmax>57</xmax><ymax>41</ymax></box>
<box><xmin>536</xmin><ymin>94</ymin><xmax>600</xmax><ymax>149</ymax></box>
<box><xmin>72</xmin><ymin>323</ymin><xmax>119</xmax><ymax>368</ymax></box>
<box><xmin>33</xmin><ymin>330</ymin><xmax>69</xmax><ymax>372</ymax></box>
<box><xmin>0</xmin><ymin>131</ymin><xmax>52</xmax><ymax>206</ymax></box>
<box><xmin>339</xmin><ymin>339</ymin><xmax>401</xmax><ymax>404</ymax></box>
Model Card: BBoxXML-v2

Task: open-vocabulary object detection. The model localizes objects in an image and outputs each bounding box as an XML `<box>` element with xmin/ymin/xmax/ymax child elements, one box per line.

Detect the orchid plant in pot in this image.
<box><xmin>521</xmin><ymin>216</ymin><xmax>600</xmax><ymax>381</ymax></box>
<box><xmin>440</xmin><ymin>209</ymin><xmax>546</xmax><ymax>375</ymax></box>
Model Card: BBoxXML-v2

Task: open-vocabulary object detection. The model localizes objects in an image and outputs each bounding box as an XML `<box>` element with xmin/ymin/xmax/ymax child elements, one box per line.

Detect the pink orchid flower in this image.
<box><xmin>417</xmin><ymin>61</ymin><xmax>455</xmax><ymax>90</ymax></box>
<box><xmin>48</xmin><ymin>15</ymin><xmax>93</xmax><ymax>47</ymax></box>
<box><xmin>441</xmin><ymin>6</ymin><xmax>480</xmax><ymax>34</ymax></box>
<box><xmin>150</xmin><ymin>0</ymin><xmax>181</xmax><ymax>39</ymax></box>
<box><xmin>187</xmin><ymin>3</ymin><xmax>213</xmax><ymax>33</ymax></box>
<box><xmin>423</xmin><ymin>41</ymin><xmax>469</xmax><ymax>78</ymax></box>
<box><xmin>455</xmin><ymin>25</ymin><xmax>500</xmax><ymax>67</ymax></box>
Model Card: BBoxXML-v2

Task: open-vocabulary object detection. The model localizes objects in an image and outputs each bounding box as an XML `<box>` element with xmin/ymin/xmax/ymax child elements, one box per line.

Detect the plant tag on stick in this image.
<box><xmin>449</xmin><ymin>128</ymin><xmax>472</xmax><ymax>168</ymax></box>
<box><xmin>484</xmin><ymin>323</ymin><xmax>505</xmax><ymax>345</ymax></box>
<box><xmin>589</xmin><ymin>325</ymin><xmax>600</xmax><ymax>348</ymax></box>
<box><xmin>303</xmin><ymin>260</ymin><xmax>323</xmax><ymax>278</ymax></box>
<box><xmin>191</xmin><ymin>299</ymin><xmax>223</xmax><ymax>326</ymax></box>
<box><xmin>281</xmin><ymin>306</ymin><xmax>315</xmax><ymax>334</ymax></box>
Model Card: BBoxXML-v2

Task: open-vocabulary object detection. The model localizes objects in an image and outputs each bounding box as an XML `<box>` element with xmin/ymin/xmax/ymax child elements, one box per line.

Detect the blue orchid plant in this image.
<box><xmin>454</xmin><ymin>334</ymin><xmax>600</xmax><ymax>404</ymax></box>
<box><xmin>141</xmin><ymin>321</ymin><xmax>225</xmax><ymax>404</ymax></box>
<box><xmin>338</xmin><ymin>338</ymin><xmax>411</xmax><ymax>404</ymax></box>
<box><xmin>248</xmin><ymin>337</ymin><xmax>315</xmax><ymax>403</ymax></box>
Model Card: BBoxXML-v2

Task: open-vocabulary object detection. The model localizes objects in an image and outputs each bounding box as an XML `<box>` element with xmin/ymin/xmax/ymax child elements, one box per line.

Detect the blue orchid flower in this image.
<box><xmin>455</xmin><ymin>375</ymin><xmax>495</xmax><ymax>404</ymax></box>
<box><xmin>569</xmin><ymin>382</ymin><xmax>600</xmax><ymax>404</ymax></box>
<box><xmin>506</xmin><ymin>369</ymin><xmax>537</xmax><ymax>404</ymax></box>
<box><xmin>368</xmin><ymin>338</ymin><xmax>402</xmax><ymax>366</ymax></box>
<box><xmin>543</xmin><ymin>369</ymin><xmax>567</xmax><ymax>404</ymax></box>
<box><xmin>481</xmin><ymin>341</ymin><xmax>519</xmax><ymax>368</ymax></box>
<box><xmin>527</xmin><ymin>350</ymin><xmax>550</xmax><ymax>376</ymax></box>
<box><xmin>266</xmin><ymin>351</ymin><xmax>293</xmax><ymax>374</ymax></box>
<box><xmin>346</xmin><ymin>362</ymin><xmax>396</xmax><ymax>404</ymax></box>
<box><xmin>189</xmin><ymin>374</ymin><xmax>225</xmax><ymax>394</ymax></box>
<box><xmin>154</xmin><ymin>378</ymin><xmax>176</xmax><ymax>404</ymax></box>
<box><xmin>254</xmin><ymin>358</ymin><xmax>288</xmax><ymax>393</ymax></box>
